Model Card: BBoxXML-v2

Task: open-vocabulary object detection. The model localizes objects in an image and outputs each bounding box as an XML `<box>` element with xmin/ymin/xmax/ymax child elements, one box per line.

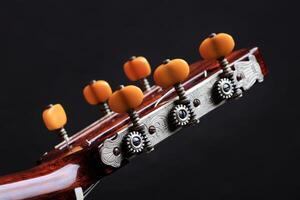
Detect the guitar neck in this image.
<box><xmin>0</xmin><ymin>148</ymin><xmax>107</xmax><ymax>199</ymax></box>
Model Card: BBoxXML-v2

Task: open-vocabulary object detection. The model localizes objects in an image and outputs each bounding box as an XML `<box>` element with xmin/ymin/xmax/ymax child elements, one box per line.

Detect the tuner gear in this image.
<box><xmin>199</xmin><ymin>33</ymin><xmax>243</xmax><ymax>99</ymax></box>
<box><xmin>219</xmin><ymin>59</ymin><xmax>243</xmax><ymax>99</ymax></box>
<box><xmin>127</xmin><ymin>109</ymin><xmax>153</xmax><ymax>152</ymax></box>
<box><xmin>153</xmin><ymin>59</ymin><xmax>199</xmax><ymax>124</ymax></box>
<box><xmin>171</xmin><ymin>104</ymin><xmax>191</xmax><ymax>126</ymax></box>
<box><xmin>108</xmin><ymin>85</ymin><xmax>154</xmax><ymax>153</ymax></box>
<box><xmin>215</xmin><ymin>78</ymin><xmax>235</xmax><ymax>100</ymax></box>
<box><xmin>174</xmin><ymin>83</ymin><xmax>198</xmax><ymax>124</ymax></box>
<box><xmin>123</xmin><ymin>131</ymin><xmax>145</xmax><ymax>155</ymax></box>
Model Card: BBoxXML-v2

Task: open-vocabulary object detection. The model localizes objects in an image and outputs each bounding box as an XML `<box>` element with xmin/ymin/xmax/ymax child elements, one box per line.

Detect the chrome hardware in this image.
<box><xmin>154</xmin><ymin>70</ymin><xmax>208</xmax><ymax>108</ymax></box>
<box><xmin>234</xmin><ymin>54</ymin><xmax>264</xmax><ymax>90</ymax></box>
<box><xmin>127</xmin><ymin>109</ymin><xmax>153</xmax><ymax>153</ymax></box>
<box><xmin>174</xmin><ymin>83</ymin><xmax>199</xmax><ymax>124</ymax></box>
<box><xmin>124</xmin><ymin>131</ymin><xmax>145</xmax><ymax>155</ymax></box>
<box><xmin>193</xmin><ymin>99</ymin><xmax>201</xmax><ymax>107</ymax></box>
<box><xmin>99</xmin><ymin>133</ymin><xmax>124</xmax><ymax>168</ymax></box>
<box><xmin>171</xmin><ymin>104</ymin><xmax>191</xmax><ymax>126</ymax></box>
<box><xmin>141</xmin><ymin>78</ymin><xmax>151</xmax><ymax>92</ymax></box>
<box><xmin>59</xmin><ymin>128</ymin><xmax>71</xmax><ymax>149</ymax></box>
<box><xmin>214</xmin><ymin>78</ymin><xmax>235</xmax><ymax>101</ymax></box>
<box><xmin>100</xmin><ymin>101</ymin><xmax>111</xmax><ymax>116</ymax></box>
<box><xmin>219</xmin><ymin>57</ymin><xmax>243</xmax><ymax>98</ymax></box>
<box><xmin>99</xmin><ymin>48</ymin><xmax>264</xmax><ymax>168</ymax></box>
<box><xmin>148</xmin><ymin>125</ymin><xmax>156</xmax><ymax>134</ymax></box>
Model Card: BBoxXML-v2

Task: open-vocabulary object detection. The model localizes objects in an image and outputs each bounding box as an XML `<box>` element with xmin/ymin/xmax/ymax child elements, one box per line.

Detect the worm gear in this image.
<box><xmin>171</xmin><ymin>104</ymin><xmax>191</xmax><ymax>126</ymax></box>
<box><xmin>215</xmin><ymin>78</ymin><xmax>235</xmax><ymax>100</ymax></box>
<box><xmin>123</xmin><ymin>131</ymin><xmax>145</xmax><ymax>155</ymax></box>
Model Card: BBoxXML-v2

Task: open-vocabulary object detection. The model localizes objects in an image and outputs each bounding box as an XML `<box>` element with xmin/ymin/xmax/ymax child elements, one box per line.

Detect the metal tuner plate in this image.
<box><xmin>99</xmin><ymin>47</ymin><xmax>264</xmax><ymax>168</ymax></box>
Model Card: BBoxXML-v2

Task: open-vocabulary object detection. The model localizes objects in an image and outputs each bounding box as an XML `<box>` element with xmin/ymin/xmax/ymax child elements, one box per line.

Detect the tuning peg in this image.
<box><xmin>83</xmin><ymin>80</ymin><xmax>112</xmax><ymax>115</ymax></box>
<box><xmin>199</xmin><ymin>33</ymin><xmax>235</xmax><ymax>62</ymax></box>
<box><xmin>199</xmin><ymin>33</ymin><xmax>242</xmax><ymax>99</ymax></box>
<box><xmin>108</xmin><ymin>85</ymin><xmax>153</xmax><ymax>155</ymax></box>
<box><xmin>123</xmin><ymin>56</ymin><xmax>152</xmax><ymax>92</ymax></box>
<box><xmin>42</xmin><ymin>104</ymin><xmax>70</xmax><ymax>148</ymax></box>
<box><xmin>153</xmin><ymin>59</ymin><xmax>199</xmax><ymax>126</ymax></box>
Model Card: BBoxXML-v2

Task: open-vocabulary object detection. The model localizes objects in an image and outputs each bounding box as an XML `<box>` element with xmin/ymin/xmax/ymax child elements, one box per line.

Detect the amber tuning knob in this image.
<box><xmin>83</xmin><ymin>80</ymin><xmax>112</xmax><ymax>115</ymax></box>
<box><xmin>108</xmin><ymin>85</ymin><xmax>153</xmax><ymax>155</ymax></box>
<box><xmin>108</xmin><ymin>85</ymin><xmax>143</xmax><ymax>114</ymax></box>
<box><xmin>153</xmin><ymin>59</ymin><xmax>190</xmax><ymax>89</ymax></box>
<box><xmin>154</xmin><ymin>59</ymin><xmax>198</xmax><ymax>125</ymax></box>
<box><xmin>199</xmin><ymin>33</ymin><xmax>235</xmax><ymax>61</ymax></box>
<box><xmin>199</xmin><ymin>33</ymin><xmax>242</xmax><ymax>98</ymax></box>
<box><xmin>123</xmin><ymin>56</ymin><xmax>152</xmax><ymax>92</ymax></box>
<box><xmin>42</xmin><ymin>104</ymin><xmax>70</xmax><ymax>148</ymax></box>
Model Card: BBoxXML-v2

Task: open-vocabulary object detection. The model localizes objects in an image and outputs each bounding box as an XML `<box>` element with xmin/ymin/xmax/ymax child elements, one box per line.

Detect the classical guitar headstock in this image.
<box><xmin>40</xmin><ymin>33</ymin><xmax>266</xmax><ymax>155</ymax></box>
<box><xmin>0</xmin><ymin>33</ymin><xmax>268</xmax><ymax>200</ymax></box>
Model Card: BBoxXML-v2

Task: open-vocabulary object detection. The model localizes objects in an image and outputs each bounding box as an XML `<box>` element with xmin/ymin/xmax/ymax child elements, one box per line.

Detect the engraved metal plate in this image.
<box><xmin>99</xmin><ymin>48</ymin><xmax>264</xmax><ymax>168</ymax></box>
<box><xmin>99</xmin><ymin>134</ymin><xmax>124</xmax><ymax>168</ymax></box>
<box><xmin>234</xmin><ymin>54</ymin><xmax>264</xmax><ymax>91</ymax></box>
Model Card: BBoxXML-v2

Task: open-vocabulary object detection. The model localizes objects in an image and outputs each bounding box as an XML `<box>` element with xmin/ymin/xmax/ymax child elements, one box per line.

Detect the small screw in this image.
<box><xmin>209</xmin><ymin>33</ymin><xmax>217</xmax><ymax>38</ymax></box>
<box><xmin>163</xmin><ymin>59</ymin><xmax>171</xmax><ymax>64</ymax></box>
<box><xmin>193</xmin><ymin>99</ymin><xmax>201</xmax><ymax>107</ymax></box>
<box><xmin>113</xmin><ymin>147</ymin><xmax>120</xmax><ymax>156</ymax></box>
<box><xmin>118</xmin><ymin>85</ymin><xmax>125</xmax><ymax>90</ymax></box>
<box><xmin>148</xmin><ymin>126</ymin><xmax>156</xmax><ymax>134</ymax></box>
<box><xmin>129</xmin><ymin>56</ymin><xmax>136</xmax><ymax>61</ymax></box>
<box><xmin>46</xmin><ymin>104</ymin><xmax>53</xmax><ymax>109</ymax></box>
<box><xmin>89</xmin><ymin>80</ymin><xmax>96</xmax><ymax>85</ymax></box>
<box><xmin>236</xmin><ymin>73</ymin><xmax>244</xmax><ymax>81</ymax></box>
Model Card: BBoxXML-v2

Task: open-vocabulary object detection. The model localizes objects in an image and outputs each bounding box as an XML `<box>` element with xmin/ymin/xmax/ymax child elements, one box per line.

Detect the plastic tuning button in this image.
<box><xmin>153</xmin><ymin>59</ymin><xmax>199</xmax><ymax>126</ymax></box>
<box><xmin>199</xmin><ymin>33</ymin><xmax>235</xmax><ymax>61</ymax></box>
<box><xmin>83</xmin><ymin>80</ymin><xmax>112</xmax><ymax>115</ymax></box>
<box><xmin>108</xmin><ymin>85</ymin><xmax>153</xmax><ymax>155</ymax></box>
<box><xmin>199</xmin><ymin>33</ymin><xmax>242</xmax><ymax>99</ymax></box>
<box><xmin>124</xmin><ymin>56</ymin><xmax>152</xmax><ymax>92</ymax></box>
<box><xmin>108</xmin><ymin>85</ymin><xmax>143</xmax><ymax>114</ymax></box>
<box><xmin>42</xmin><ymin>104</ymin><xmax>71</xmax><ymax>148</ymax></box>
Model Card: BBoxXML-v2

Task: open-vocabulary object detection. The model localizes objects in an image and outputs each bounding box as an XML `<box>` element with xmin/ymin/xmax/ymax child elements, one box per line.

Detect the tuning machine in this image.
<box><xmin>124</xmin><ymin>56</ymin><xmax>152</xmax><ymax>92</ymax></box>
<box><xmin>153</xmin><ymin>58</ymin><xmax>199</xmax><ymax>127</ymax></box>
<box><xmin>199</xmin><ymin>33</ymin><xmax>243</xmax><ymax>101</ymax></box>
<box><xmin>108</xmin><ymin>85</ymin><xmax>153</xmax><ymax>156</ymax></box>
<box><xmin>83</xmin><ymin>80</ymin><xmax>112</xmax><ymax>115</ymax></box>
<box><xmin>42</xmin><ymin>104</ymin><xmax>71</xmax><ymax>149</ymax></box>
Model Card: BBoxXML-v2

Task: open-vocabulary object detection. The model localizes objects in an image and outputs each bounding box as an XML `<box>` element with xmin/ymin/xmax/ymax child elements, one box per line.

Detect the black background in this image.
<box><xmin>1</xmin><ymin>0</ymin><xmax>299</xmax><ymax>199</ymax></box>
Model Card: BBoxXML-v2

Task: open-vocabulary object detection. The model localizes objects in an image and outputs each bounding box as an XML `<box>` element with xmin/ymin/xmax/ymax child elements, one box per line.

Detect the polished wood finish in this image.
<box><xmin>0</xmin><ymin>48</ymin><xmax>268</xmax><ymax>199</ymax></box>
